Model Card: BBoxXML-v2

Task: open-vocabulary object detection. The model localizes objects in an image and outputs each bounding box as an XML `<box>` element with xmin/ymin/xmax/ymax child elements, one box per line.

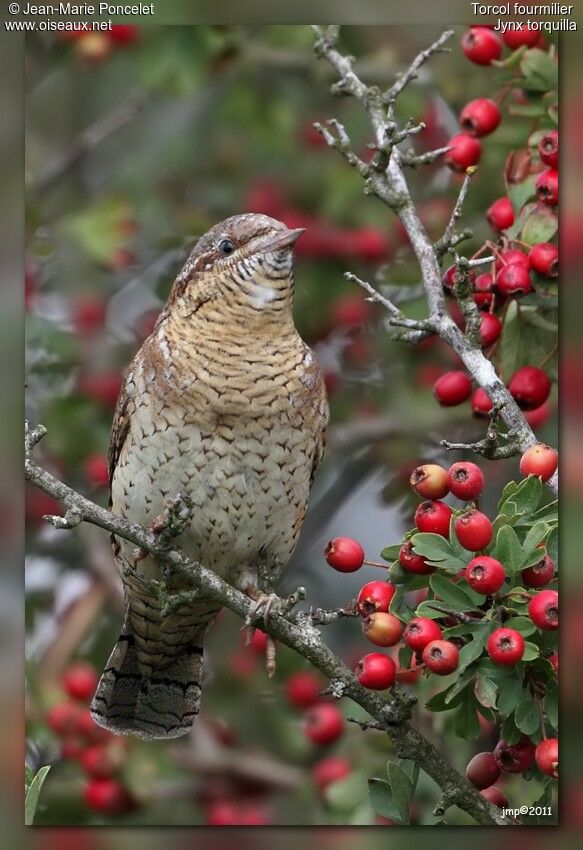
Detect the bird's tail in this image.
<box><xmin>91</xmin><ymin>594</ymin><xmax>218</xmax><ymax>740</ymax></box>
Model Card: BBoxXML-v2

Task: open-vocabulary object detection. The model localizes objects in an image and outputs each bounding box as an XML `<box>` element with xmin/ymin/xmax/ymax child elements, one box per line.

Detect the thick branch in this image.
<box><xmin>25</xmin><ymin>421</ymin><xmax>509</xmax><ymax>825</ymax></box>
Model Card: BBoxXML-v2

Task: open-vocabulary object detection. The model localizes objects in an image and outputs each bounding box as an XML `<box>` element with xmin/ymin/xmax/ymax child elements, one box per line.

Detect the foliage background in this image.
<box><xmin>24</xmin><ymin>24</ymin><xmax>560</xmax><ymax>827</ymax></box>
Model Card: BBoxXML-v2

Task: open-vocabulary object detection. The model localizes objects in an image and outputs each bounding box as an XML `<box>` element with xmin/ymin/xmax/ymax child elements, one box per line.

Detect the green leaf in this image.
<box><xmin>368</xmin><ymin>779</ymin><xmax>401</xmax><ymax>822</ymax></box>
<box><xmin>415</xmin><ymin>601</ymin><xmax>447</xmax><ymax>620</ymax></box>
<box><xmin>512</xmin><ymin>476</ymin><xmax>543</xmax><ymax>517</ymax></box>
<box><xmin>494</xmin><ymin>525</ymin><xmax>523</xmax><ymax>575</ymax></box>
<box><xmin>515</xmin><ymin>698</ymin><xmax>541</xmax><ymax>735</ymax></box>
<box><xmin>387</xmin><ymin>761</ymin><xmax>414</xmax><ymax>824</ymax></box>
<box><xmin>522</xmin><ymin>641</ymin><xmax>540</xmax><ymax>662</ymax></box>
<box><xmin>520</xmin><ymin>205</ymin><xmax>558</xmax><ymax>245</ymax></box>
<box><xmin>520</xmin><ymin>48</ymin><xmax>558</xmax><ymax>92</ymax></box>
<box><xmin>508</xmin><ymin>101</ymin><xmax>547</xmax><ymax>118</ymax></box>
<box><xmin>504</xmin><ymin>616</ymin><xmax>537</xmax><ymax>636</ymax></box>
<box><xmin>546</xmin><ymin>527</ymin><xmax>558</xmax><ymax>564</ymax></box>
<box><xmin>381</xmin><ymin>544</ymin><xmax>401</xmax><ymax>562</ymax></box>
<box><xmin>398</xmin><ymin>644</ymin><xmax>413</xmax><ymax>671</ymax></box>
<box><xmin>522</xmin><ymin>521</ymin><xmax>551</xmax><ymax>558</ymax></box>
<box><xmin>521</xmin><ymin>781</ymin><xmax>556</xmax><ymax>824</ymax></box>
<box><xmin>500</xmin><ymin>712</ymin><xmax>522</xmax><ymax>745</ymax></box>
<box><xmin>457</xmin><ymin>630</ymin><xmax>489</xmax><ymax>674</ymax></box>
<box><xmin>474</xmin><ymin>676</ymin><xmax>498</xmax><ymax>709</ymax></box>
<box><xmin>429</xmin><ymin>574</ymin><xmax>480</xmax><ymax>611</ymax></box>
<box><xmin>425</xmin><ymin>686</ymin><xmax>465</xmax><ymax>712</ymax></box>
<box><xmin>25</xmin><ymin>765</ymin><xmax>51</xmax><ymax>826</ymax></box>
<box><xmin>410</xmin><ymin>533</ymin><xmax>466</xmax><ymax>572</ymax></box>
<box><xmin>497</xmin><ymin>678</ymin><xmax>527</xmax><ymax>717</ymax></box>
<box><xmin>325</xmin><ymin>770</ymin><xmax>368</xmax><ymax>812</ymax></box>
<box><xmin>507</xmin><ymin>174</ymin><xmax>537</xmax><ymax>214</ymax></box>
<box><xmin>499</xmin><ymin>300</ymin><xmax>521</xmax><ymax>382</ymax></box>
<box><xmin>454</xmin><ymin>688</ymin><xmax>481</xmax><ymax>740</ymax></box>
<box><xmin>444</xmin><ymin>669</ymin><xmax>476</xmax><ymax>705</ymax></box>
<box><xmin>397</xmin><ymin>759</ymin><xmax>420</xmax><ymax>793</ymax></box>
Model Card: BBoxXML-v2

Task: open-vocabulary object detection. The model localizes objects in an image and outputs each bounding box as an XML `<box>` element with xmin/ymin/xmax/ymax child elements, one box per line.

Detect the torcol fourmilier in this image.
<box><xmin>472</xmin><ymin>4</ymin><xmax>576</xmax><ymax>32</ymax></box>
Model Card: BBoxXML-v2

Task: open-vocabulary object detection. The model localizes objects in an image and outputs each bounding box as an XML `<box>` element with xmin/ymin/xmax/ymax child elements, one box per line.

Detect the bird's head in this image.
<box><xmin>171</xmin><ymin>214</ymin><xmax>304</xmax><ymax>322</ymax></box>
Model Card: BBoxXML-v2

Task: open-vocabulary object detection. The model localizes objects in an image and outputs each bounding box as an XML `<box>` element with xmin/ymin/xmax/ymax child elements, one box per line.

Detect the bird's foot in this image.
<box><xmin>243</xmin><ymin>587</ymin><xmax>281</xmax><ymax>629</ymax></box>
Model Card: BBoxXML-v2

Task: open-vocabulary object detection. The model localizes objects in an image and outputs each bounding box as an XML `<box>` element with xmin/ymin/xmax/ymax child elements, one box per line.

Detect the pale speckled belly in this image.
<box><xmin>111</xmin><ymin>400</ymin><xmax>314</xmax><ymax>582</ymax></box>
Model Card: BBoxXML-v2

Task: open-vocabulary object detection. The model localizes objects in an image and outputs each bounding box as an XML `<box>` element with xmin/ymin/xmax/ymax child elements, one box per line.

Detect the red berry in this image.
<box><xmin>422</xmin><ymin>639</ymin><xmax>459</xmax><ymax>675</ymax></box>
<box><xmin>46</xmin><ymin>702</ymin><xmax>81</xmax><ymax>736</ymax></box>
<box><xmin>461</xmin><ymin>27</ymin><xmax>502</xmax><ymax>65</ymax></box>
<box><xmin>495</xmin><ymin>263</ymin><xmax>532</xmax><ymax>296</ymax></box>
<box><xmin>465</xmin><ymin>556</ymin><xmax>506</xmax><ymax>595</ymax></box>
<box><xmin>473</xmin><ymin>273</ymin><xmax>495</xmax><ymax>310</ymax></box>
<box><xmin>502</xmin><ymin>24</ymin><xmax>540</xmax><ymax>49</ymax></box>
<box><xmin>494</xmin><ymin>736</ymin><xmax>536</xmax><ymax>773</ymax></box>
<box><xmin>508</xmin><ymin>367</ymin><xmax>551</xmax><ymax>410</ymax></box>
<box><xmin>487</xmin><ymin>627</ymin><xmax>525</xmax><ymax>666</ymax></box>
<box><xmin>535</xmin><ymin>168</ymin><xmax>558</xmax><ymax>206</ymax></box>
<box><xmin>521</xmin><ymin>554</ymin><xmax>555</xmax><ymax>588</ymax></box>
<box><xmin>362</xmin><ymin>612</ymin><xmax>404</xmax><ymax>647</ymax></box>
<box><xmin>433</xmin><ymin>371</ymin><xmax>472</xmax><ymax>406</ymax></box>
<box><xmin>324</xmin><ymin>537</ymin><xmax>365</xmax><ymax>572</ymax></box>
<box><xmin>63</xmin><ymin>662</ymin><xmax>99</xmax><ymax>702</ymax></box>
<box><xmin>84</xmin><ymin>778</ymin><xmax>134</xmax><ymax>815</ymax></box>
<box><xmin>72</xmin><ymin>296</ymin><xmax>107</xmax><ymax>335</ymax></box>
<box><xmin>454</xmin><ymin>509</ymin><xmax>493</xmax><ymax>551</ymax></box>
<box><xmin>331</xmin><ymin>294</ymin><xmax>371</xmax><ymax>327</ymax></box>
<box><xmin>399</xmin><ymin>540</ymin><xmax>434</xmax><ymax>575</ymax></box>
<box><xmin>414</xmin><ymin>500</ymin><xmax>453</xmax><ymax>538</ymax></box>
<box><xmin>480</xmin><ymin>786</ymin><xmax>508</xmax><ymax>808</ymax></box>
<box><xmin>248</xmin><ymin>628</ymin><xmax>268</xmax><ymax>654</ymax></box>
<box><xmin>538</xmin><ymin>130</ymin><xmax>558</xmax><ymax>168</ymax></box>
<box><xmin>471</xmin><ymin>387</ymin><xmax>494</xmax><ymax>417</ymax></box>
<box><xmin>356</xmin><ymin>653</ymin><xmax>396</xmax><ymax>690</ymax></box>
<box><xmin>403</xmin><ymin>617</ymin><xmax>442</xmax><ymax>652</ymax></box>
<box><xmin>525</xmin><ymin>401</ymin><xmax>552</xmax><ymax>429</ymax></box>
<box><xmin>465</xmin><ymin>752</ymin><xmax>501</xmax><ymax>790</ymax></box>
<box><xmin>446</xmin><ymin>461</ymin><xmax>485</xmax><ymax>501</ymax></box>
<box><xmin>75</xmin><ymin>708</ymin><xmax>111</xmax><ymax>743</ymax></box>
<box><xmin>304</xmin><ymin>703</ymin><xmax>344</xmax><ymax>745</ymax></box>
<box><xmin>78</xmin><ymin>372</ymin><xmax>123</xmax><ymax>409</ymax></box>
<box><xmin>357</xmin><ymin>581</ymin><xmax>396</xmax><ymax>616</ymax></box>
<box><xmin>486</xmin><ymin>197</ymin><xmax>514</xmax><ymax>231</ymax></box>
<box><xmin>548</xmin><ymin>653</ymin><xmax>558</xmax><ymax>674</ymax></box>
<box><xmin>76</xmin><ymin>32</ymin><xmax>112</xmax><ymax>62</ymax></box>
<box><xmin>535</xmin><ymin>738</ymin><xmax>558</xmax><ymax>778</ymax></box>
<box><xmin>460</xmin><ymin>98</ymin><xmax>501</xmax><ymax>138</ymax></box>
<box><xmin>312</xmin><ymin>756</ymin><xmax>351</xmax><ymax>792</ymax></box>
<box><xmin>444</xmin><ymin>133</ymin><xmax>482</xmax><ymax>172</ymax></box>
<box><xmin>409</xmin><ymin>464</ymin><xmax>449</xmax><ymax>499</ymax></box>
<box><xmin>529</xmin><ymin>243</ymin><xmax>558</xmax><ymax>278</ymax></box>
<box><xmin>108</xmin><ymin>24</ymin><xmax>140</xmax><ymax>45</ymax></box>
<box><xmin>285</xmin><ymin>671</ymin><xmax>323</xmax><ymax>709</ymax></box>
<box><xmin>495</xmin><ymin>248</ymin><xmax>530</xmax><ymax>273</ymax></box>
<box><xmin>479</xmin><ymin>313</ymin><xmax>502</xmax><ymax>347</ymax></box>
<box><xmin>519</xmin><ymin>443</ymin><xmax>558</xmax><ymax>481</ymax></box>
<box><xmin>528</xmin><ymin>589</ymin><xmax>558</xmax><ymax>630</ymax></box>
<box><xmin>84</xmin><ymin>454</ymin><xmax>110</xmax><ymax>489</ymax></box>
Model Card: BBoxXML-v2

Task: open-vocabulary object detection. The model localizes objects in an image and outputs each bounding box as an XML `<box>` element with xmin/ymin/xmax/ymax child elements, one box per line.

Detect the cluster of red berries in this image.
<box><xmin>461</xmin><ymin>24</ymin><xmax>545</xmax><ymax>67</ymax></box>
<box><xmin>45</xmin><ymin>662</ymin><xmax>135</xmax><ymax>816</ymax></box>
<box><xmin>465</xmin><ymin>732</ymin><xmax>558</xmax><ymax>809</ymax></box>
<box><xmin>323</xmin><ymin>443</ymin><xmax>557</xmax><ymax>690</ymax></box>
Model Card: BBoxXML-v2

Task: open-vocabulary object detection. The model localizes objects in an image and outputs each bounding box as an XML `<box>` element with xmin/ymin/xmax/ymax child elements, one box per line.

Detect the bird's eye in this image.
<box><xmin>218</xmin><ymin>238</ymin><xmax>235</xmax><ymax>256</ymax></box>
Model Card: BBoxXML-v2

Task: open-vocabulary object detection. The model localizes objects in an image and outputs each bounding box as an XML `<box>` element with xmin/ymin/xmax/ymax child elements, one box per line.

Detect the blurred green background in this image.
<box><xmin>20</xmin><ymin>20</ymin><xmax>567</xmax><ymax>831</ymax></box>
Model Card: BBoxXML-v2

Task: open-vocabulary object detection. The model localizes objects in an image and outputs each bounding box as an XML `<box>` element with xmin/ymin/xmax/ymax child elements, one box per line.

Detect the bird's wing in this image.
<box><xmin>300</xmin><ymin>345</ymin><xmax>330</xmax><ymax>486</ymax></box>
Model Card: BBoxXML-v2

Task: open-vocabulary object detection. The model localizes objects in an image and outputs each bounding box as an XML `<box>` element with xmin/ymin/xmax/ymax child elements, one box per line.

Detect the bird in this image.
<box><xmin>90</xmin><ymin>213</ymin><xmax>329</xmax><ymax>740</ymax></box>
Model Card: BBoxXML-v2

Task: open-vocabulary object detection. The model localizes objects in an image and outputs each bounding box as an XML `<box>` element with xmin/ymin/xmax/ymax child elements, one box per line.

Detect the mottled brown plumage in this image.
<box><xmin>91</xmin><ymin>214</ymin><xmax>329</xmax><ymax>739</ymax></box>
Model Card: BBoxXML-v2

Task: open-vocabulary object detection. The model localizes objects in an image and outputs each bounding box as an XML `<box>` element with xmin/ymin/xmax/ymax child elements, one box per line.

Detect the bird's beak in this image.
<box><xmin>259</xmin><ymin>227</ymin><xmax>305</xmax><ymax>253</ymax></box>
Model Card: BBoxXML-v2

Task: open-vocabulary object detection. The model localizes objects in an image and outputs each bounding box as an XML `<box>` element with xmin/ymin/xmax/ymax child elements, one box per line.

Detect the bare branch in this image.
<box><xmin>383</xmin><ymin>29</ymin><xmax>455</xmax><ymax>106</ymax></box>
<box><xmin>437</xmin><ymin>167</ymin><xmax>478</xmax><ymax>256</ymax></box>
